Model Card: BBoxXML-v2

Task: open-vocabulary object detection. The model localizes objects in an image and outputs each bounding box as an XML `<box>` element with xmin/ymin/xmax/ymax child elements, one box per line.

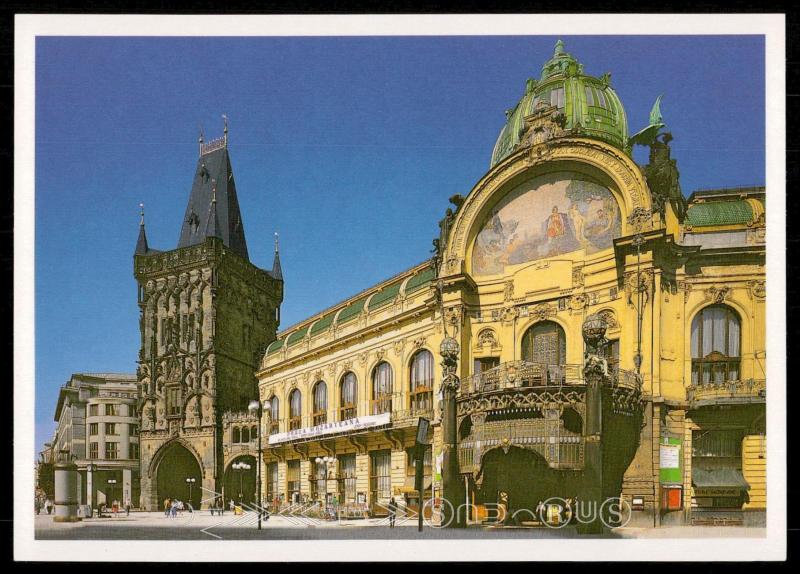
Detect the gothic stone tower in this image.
<box><xmin>133</xmin><ymin>128</ymin><xmax>283</xmax><ymax>510</ymax></box>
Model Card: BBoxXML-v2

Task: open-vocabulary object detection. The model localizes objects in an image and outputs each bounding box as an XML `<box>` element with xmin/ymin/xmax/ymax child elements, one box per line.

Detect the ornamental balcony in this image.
<box><xmin>687</xmin><ymin>378</ymin><xmax>766</xmax><ymax>408</ymax></box>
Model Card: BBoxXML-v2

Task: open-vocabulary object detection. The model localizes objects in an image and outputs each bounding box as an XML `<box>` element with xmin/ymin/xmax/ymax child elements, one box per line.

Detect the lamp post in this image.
<box><xmin>107</xmin><ymin>478</ymin><xmax>117</xmax><ymax>512</ymax></box>
<box><xmin>314</xmin><ymin>456</ymin><xmax>337</xmax><ymax>507</ymax></box>
<box><xmin>248</xmin><ymin>399</ymin><xmax>264</xmax><ymax>530</ymax></box>
<box><xmin>232</xmin><ymin>461</ymin><xmax>251</xmax><ymax>506</ymax></box>
<box><xmin>87</xmin><ymin>462</ymin><xmax>96</xmax><ymax>517</ymax></box>
<box><xmin>185</xmin><ymin>477</ymin><xmax>196</xmax><ymax>506</ymax></box>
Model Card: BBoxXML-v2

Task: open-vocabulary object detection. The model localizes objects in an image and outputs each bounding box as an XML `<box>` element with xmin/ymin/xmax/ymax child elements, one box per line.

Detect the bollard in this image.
<box><xmin>53</xmin><ymin>460</ymin><xmax>82</xmax><ymax>522</ymax></box>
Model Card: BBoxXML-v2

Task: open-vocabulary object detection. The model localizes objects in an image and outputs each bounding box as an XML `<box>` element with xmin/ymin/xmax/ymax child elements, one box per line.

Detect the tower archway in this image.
<box><xmin>223</xmin><ymin>455</ymin><xmax>257</xmax><ymax>506</ymax></box>
<box><xmin>154</xmin><ymin>441</ymin><xmax>203</xmax><ymax>509</ymax></box>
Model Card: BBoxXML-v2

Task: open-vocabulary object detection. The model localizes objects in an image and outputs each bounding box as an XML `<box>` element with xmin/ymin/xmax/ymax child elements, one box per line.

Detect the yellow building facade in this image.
<box><xmin>255</xmin><ymin>41</ymin><xmax>766</xmax><ymax>529</ymax></box>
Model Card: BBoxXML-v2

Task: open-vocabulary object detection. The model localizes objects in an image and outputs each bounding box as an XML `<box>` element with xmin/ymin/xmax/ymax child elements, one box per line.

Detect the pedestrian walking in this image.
<box><xmin>164</xmin><ymin>497</ymin><xmax>171</xmax><ymax>516</ymax></box>
<box><xmin>229</xmin><ymin>499</ymin><xmax>234</xmax><ymax>513</ymax></box>
<box><xmin>388</xmin><ymin>497</ymin><xmax>398</xmax><ymax>528</ymax></box>
<box><xmin>125</xmin><ymin>502</ymin><xmax>130</xmax><ymax>517</ymax></box>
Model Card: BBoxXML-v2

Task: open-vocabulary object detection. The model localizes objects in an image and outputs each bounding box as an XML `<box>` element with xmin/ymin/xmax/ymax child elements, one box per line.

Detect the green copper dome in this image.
<box><xmin>490</xmin><ymin>40</ymin><xmax>629</xmax><ymax>167</ymax></box>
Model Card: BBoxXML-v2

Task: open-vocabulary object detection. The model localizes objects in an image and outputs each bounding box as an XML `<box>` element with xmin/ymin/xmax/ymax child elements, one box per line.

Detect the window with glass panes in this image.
<box><xmin>105</xmin><ymin>423</ymin><xmax>117</xmax><ymax>435</ymax></box>
<box><xmin>89</xmin><ymin>404</ymin><xmax>99</xmax><ymax>417</ymax></box>
<box><xmin>269</xmin><ymin>396</ymin><xmax>280</xmax><ymax>434</ymax></box>
<box><xmin>287</xmin><ymin>460</ymin><xmax>301</xmax><ymax>503</ymax></box>
<box><xmin>312</xmin><ymin>381</ymin><xmax>328</xmax><ymax>425</ymax></box>
<box><xmin>691</xmin><ymin>305</ymin><xmax>741</xmax><ymax>384</ymax></box>
<box><xmin>339</xmin><ymin>372</ymin><xmax>357</xmax><ymax>421</ymax></box>
<box><xmin>167</xmin><ymin>386</ymin><xmax>182</xmax><ymax>416</ymax></box>
<box><xmin>89</xmin><ymin>442</ymin><xmax>98</xmax><ymax>459</ymax></box>
<box><xmin>105</xmin><ymin>404</ymin><xmax>119</xmax><ymax>416</ymax></box>
<box><xmin>130</xmin><ymin>443</ymin><xmax>139</xmax><ymax>459</ymax></box>
<box><xmin>369</xmin><ymin>450</ymin><xmax>392</xmax><ymax>505</ymax></box>
<box><xmin>289</xmin><ymin>390</ymin><xmax>302</xmax><ymax>430</ymax></box>
<box><xmin>89</xmin><ymin>423</ymin><xmax>98</xmax><ymax>436</ymax></box>
<box><xmin>409</xmin><ymin>350</ymin><xmax>433</xmax><ymax>412</ymax></box>
<box><xmin>266</xmin><ymin>462</ymin><xmax>279</xmax><ymax>503</ymax></box>
<box><xmin>337</xmin><ymin>454</ymin><xmax>357</xmax><ymax>503</ymax></box>
<box><xmin>105</xmin><ymin>442</ymin><xmax>119</xmax><ymax>460</ymax></box>
<box><xmin>521</xmin><ymin>321</ymin><xmax>567</xmax><ymax>384</ymax></box>
<box><xmin>310</xmin><ymin>459</ymin><xmax>327</xmax><ymax>501</ymax></box>
<box><xmin>371</xmin><ymin>362</ymin><xmax>393</xmax><ymax>415</ymax></box>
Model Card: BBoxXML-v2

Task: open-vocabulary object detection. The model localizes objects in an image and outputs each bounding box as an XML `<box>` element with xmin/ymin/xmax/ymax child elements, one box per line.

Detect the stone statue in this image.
<box><xmin>643</xmin><ymin>132</ymin><xmax>687</xmax><ymax>221</ymax></box>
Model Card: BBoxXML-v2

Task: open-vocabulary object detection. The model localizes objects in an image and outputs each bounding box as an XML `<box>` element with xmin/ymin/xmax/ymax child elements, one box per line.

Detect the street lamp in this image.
<box><xmin>314</xmin><ymin>456</ymin><xmax>337</xmax><ymax>503</ymax></box>
<box><xmin>232</xmin><ymin>461</ymin><xmax>251</xmax><ymax>506</ymax></box>
<box><xmin>185</xmin><ymin>477</ymin><xmax>196</xmax><ymax>506</ymax></box>
<box><xmin>248</xmin><ymin>398</ymin><xmax>264</xmax><ymax>530</ymax></box>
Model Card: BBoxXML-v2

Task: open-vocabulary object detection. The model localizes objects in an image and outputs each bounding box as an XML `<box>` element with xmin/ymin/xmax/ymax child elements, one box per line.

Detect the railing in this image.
<box><xmin>687</xmin><ymin>379</ymin><xmax>766</xmax><ymax>405</ymax></box>
<box><xmin>460</xmin><ymin>361</ymin><xmax>584</xmax><ymax>395</ymax></box>
<box><xmin>460</xmin><ymin>360</ymin><xmax>641</xmax><ymax>396</ymax></box>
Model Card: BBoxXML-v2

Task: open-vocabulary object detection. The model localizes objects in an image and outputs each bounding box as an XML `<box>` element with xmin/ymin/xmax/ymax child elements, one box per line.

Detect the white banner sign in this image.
<box><xmin>268</xmin><ymin>412</ymin><xmax>391</xmax><ymax>445</ymax></box>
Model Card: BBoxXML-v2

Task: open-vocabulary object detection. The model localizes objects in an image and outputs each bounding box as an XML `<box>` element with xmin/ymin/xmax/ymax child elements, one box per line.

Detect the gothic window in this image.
<box><xmin>289</xmin><ymin>389</ymin><xmax>302</xmax><ymax>430</ymax></box>
<box><xmin>521</xmin><ymin>321</ymin><xmax>567</xmax><ymax>385</ymax></box>
<box><xmin>251</xmin><ymin>425</ymin><xmax>257</xmax><ymax>439</ymax></box>
<box><xmin>232</xmin><ymin>427</ymin><xmax>241</xmax><ymax>443</ymax></box>
<box><xmin>339</xmin><ymin>372</ymin><xmax>357</xmax><ymax>421</ymax></box>
<box><xmin>167</xmin><ymin>386</ymin><xmax>182</xmax><ymax>417</ymax></box>
<box><xmin>312</xmin><ymin>381</ymin><xmax>328</xmax><ymax>426</ymax></box>
<box><xmin>371</xmin><ymin>362</ymin><xmax>393</xmax><ymax>415</ymax></box>
<box><xmin>409</xmin><ymin>350</ymin><xmax>433</xmax><ymax>413</ymax></box>
<box><xmin>242</xmin><ymin>426</ymin><xmax>250</xmax><ymax>443</ymax></box>
<box><xmin>691</xmin><ymin>305</ymin><xmax>741</xmax><ymax>384</ymax></box>
<box><xmin>269</xmin><ymin>396</ymin><xmax>280</xmax><ymax>434</ymax></box>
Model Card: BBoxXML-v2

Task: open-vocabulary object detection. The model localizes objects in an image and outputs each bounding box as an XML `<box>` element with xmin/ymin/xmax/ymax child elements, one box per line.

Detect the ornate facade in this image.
<box><xmin>133</xmin><ymin>129</ymin><xmax>283</xmax><ymax>510</ymax></box>
<box><xmin>255</xmin><ymin>41</ymin><xmax>766</xmax><ymax>529</ymax></box>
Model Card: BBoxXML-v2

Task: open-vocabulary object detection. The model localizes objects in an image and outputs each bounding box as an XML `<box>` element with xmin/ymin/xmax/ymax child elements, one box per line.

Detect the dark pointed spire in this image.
<box><xmin>206</xmin><ymin>180</ymin><xmax>221</xmax><ymax>239</ymax></box>
<box><xmin>135</xmin><ymin>203</ymin><xmax>149</xmax><ymax>255</ymax></box>
<box><xmin>271</xmin><ymin>231</ymin><xmax>283</xmax><ymax>281</ymax></box>
<box><xmin>178</xmin><ymin>122</ymin><xmax>249</xmax><ymax>260</ymax></box>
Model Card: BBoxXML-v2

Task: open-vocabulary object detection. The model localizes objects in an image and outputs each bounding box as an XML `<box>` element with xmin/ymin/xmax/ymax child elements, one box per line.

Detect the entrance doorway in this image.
<box><xmin>155</xmin><ymin>442</ymin><xmax>202</xmax><ymax>509</ymax></box>
<box><xmin>224</xmin><ymin>456</ymin><xmax>257</xmax><ymax>506</ymax></box>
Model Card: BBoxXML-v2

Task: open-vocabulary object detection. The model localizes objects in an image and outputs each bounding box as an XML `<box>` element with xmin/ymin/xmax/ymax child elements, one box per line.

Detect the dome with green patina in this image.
<box><xmin>490</xmin><ymin>40</ymin><xmax>629</xmax><ymax>167</ymax></box>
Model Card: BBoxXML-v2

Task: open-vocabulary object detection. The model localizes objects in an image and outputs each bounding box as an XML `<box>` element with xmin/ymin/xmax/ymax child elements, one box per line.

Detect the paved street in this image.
<box><xmin>33</xmin><ymin>512</ymin><xmax>766</xmax><ymax>541</ymax></box>
<box><xmin>34</xmin><ymin>511</ymin><xmax>605</xmax><ymax>540</ymax></box>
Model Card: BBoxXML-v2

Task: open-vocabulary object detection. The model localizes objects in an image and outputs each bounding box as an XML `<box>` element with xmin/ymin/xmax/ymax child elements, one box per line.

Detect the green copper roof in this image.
<box><xmin>368</xmin><ymin>279</ymin><xmax>403</xmax><ymax>310</ymax></box>
<box><xmin>286</xmin><ymin>325</ymin><xmax>310</xmax><ymax>347</ymax></box>
<box><xmin>266</xmin><ymin>338</ymin><xmax>285</xmax><ymax>355</ymax></box>
<box><xmin>310</xmin><ymin>312</ymin><xmax>336</xmax><ymax>336</ymax></box>
<box><xmin>490</xmin><ymin>40</ymin><xmax>629</xmax><ymax>167</ymax></box>
<box><xmin>336</xmin><ymin>296</ymin><xmax>368</xmax><ymax>324</ymax></box>
<box><xmin>405</xmin><ymin>266</ymin><xmax>435</xmax><ymax>294</ymax></box>
<box><xmin>685</xmin><ymin>200</ymin><xmax>754</xmax><ymax>227</ymax></box>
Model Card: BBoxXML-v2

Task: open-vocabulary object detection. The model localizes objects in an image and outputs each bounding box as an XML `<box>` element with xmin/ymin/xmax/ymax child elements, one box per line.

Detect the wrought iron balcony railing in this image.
<box><xmin>687</xmin><ymin>379</ymin><xmax>766</xmax><ymax>405</ymax></box>
<box><xmin>459</xmin><ymin>360</ymin><xmax>641</xmax><ymax>397</ymax></box>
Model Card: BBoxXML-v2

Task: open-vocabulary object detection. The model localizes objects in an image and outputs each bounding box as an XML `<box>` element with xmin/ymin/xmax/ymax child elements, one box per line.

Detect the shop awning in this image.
<box><xmin>692</xmin><ymin>468</ymin><xmax>750</xmax><ymax>490</ymax></box>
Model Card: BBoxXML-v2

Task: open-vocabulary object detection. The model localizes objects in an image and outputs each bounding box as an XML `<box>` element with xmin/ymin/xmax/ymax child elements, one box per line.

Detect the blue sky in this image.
<box><xmin>34</xmin><ymin>35</ymin><xmax>765</xmax><ymax>452</ymax></box>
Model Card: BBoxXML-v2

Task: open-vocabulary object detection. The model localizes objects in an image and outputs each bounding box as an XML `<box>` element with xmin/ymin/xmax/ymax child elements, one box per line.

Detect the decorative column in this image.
<box><xmin>439</xmin><ymin>335</ymin><xmax>465</xmax><ymax>528</ymax></box>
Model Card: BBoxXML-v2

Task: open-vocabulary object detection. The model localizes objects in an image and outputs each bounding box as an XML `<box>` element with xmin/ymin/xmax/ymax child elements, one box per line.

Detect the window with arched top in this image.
<box><xmin>232</xmin><ymin>427</ymin><xmax>241</xmax><ymax>444</ymax></box>
<box><xmin>313</xmin><ymin>381</ymin><xmax>328</xmax><ymax>426</ymax></box>
<box><xmin>251</xmin><ymin>425</ymin><xmax>258</xmax><ymax>439</ymax></box>
<box><xmin>269</xmin><ymin>396</ymin><xmax>280</xmax><ymax>434</ymax></box>
<box><xmin>340</xmin><ymin>372</ymin><xmax>357</xmax><ymax>421</ymax></box>
<box><xmin>521</xmin><ymin>321</ymin><xmax>567</xmax><ymax>385</ymax></box>
<box><xmin>691</xmin><ymin>305</ymin><xmax>741</xmax><ymax>384</ymax></box>
<box><xmin>241</xmin><ymin>426</ymin><xmax>250</xmax><ymax>443</ymax></box>
<box><xmin>371</xmin><ymin>362</ymin><xmax>393</xmax><ymax>415</ymax></box>
<box><xmin>409</xmin><ymin>350</ymin><xmax>434</xmax><ymax>413</ymax></box>
<box><xmin>289</xmin><ymin>389</ymin><xmax>302</xmax><ymax>430</ymax></box>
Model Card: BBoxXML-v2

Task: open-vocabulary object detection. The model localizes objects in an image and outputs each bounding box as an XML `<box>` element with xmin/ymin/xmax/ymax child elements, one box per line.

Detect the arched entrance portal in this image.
<box><xmin>476</xmin><ymin>446</ymin><xmax>582</xmax><ymax>518</ymax></box>
<box><xmin>155</xmin><ymin>442</ymin><xmax>203</xmax><ymax>509</ymax></box>
<box><xmin>224</xmin><ymin>455</ymin><xmax>257</xmax><ymax>506</ymax></box>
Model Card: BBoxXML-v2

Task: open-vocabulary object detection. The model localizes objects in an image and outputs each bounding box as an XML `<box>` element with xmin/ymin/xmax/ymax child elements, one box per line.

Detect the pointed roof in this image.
<box><xmin>271</xmin><ymin>232</ymin><xmax>283</xmax><ymax>281</ymax></box>
<box><xmin>177</xmin><ymin>141</ymin><xmax>249</xmax><ymax>260</ymax></box>
<box><xmin>135</xmin><ymin>203</ymin><xmax>149</xmax><ymax>255</ymax></box>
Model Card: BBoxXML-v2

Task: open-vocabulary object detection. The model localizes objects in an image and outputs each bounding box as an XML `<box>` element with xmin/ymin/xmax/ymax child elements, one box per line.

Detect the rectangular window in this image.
<box><xmin>105</xmin><ymin>423</ymin><xmax>117</xmax><ymax>435</ymax></box>
<box><xmin>89</xmin><ymin>423</ymin><xmax>98</xmax><ymax>436</ymax></box>
<box><xmin>89</xmin><ymin>442</ymin><xmax>98</xmax><ymax>459</ymax></box>
<box><xmin>584</xmin><ymin>85</ymin><xmax>595</xmax><ymax>106</ymax></box>
<box><xmin>287</xmin><ymin>460</ymin><xmax>301</xmax><ymax>503</ymax></box>
<box><xmin>267</xmin><ymin>462</ymin><xmax>279</xmax><ymax>504</ymax></box>
<box><xmin>337</xmin><ymin>454</ymin><xmax>357</xmax><ymax>503</ymax></box>
<box><xmin>596</xmin><ymin>90</ymin><xmax>607</xmax><ymax>109</ymax></box>
<box><xmin>550</xmin><ymin>87</ymin><xmax>565</xmax><ymax>109</ymax></box>
<box><xmin>167</xmin><ymin>387</ymin><xmax>182</xmax><ymax>417</ymax></box>
<box><xmin>369</xmin><ymin>450</ymin><xmax>392</xmax><ymax>509</ymax></box>
<box><xmin>473</xmin><ymin>357</ymin><xmax>500</xmax><ymax>375</ymax></box>
<box><xmin>89</xmin><ymin>404</ymin><xmax>98</xmax><ymax>417</ymax></box>
<box><xmin>310</xmin><ymin>460</ymin><xmax>327</xmax><ymax>502</ymax></box>
<box><xmin>105</xmin><ymin>442</ymin><xmax>119</xmax><ymax>460</ymax></box>
<box><xmin>130</xmin><ymin>423</ymin><xmax>139</xmax><ymax>436</ymax></box>
<box><xmin>130</xmin><ymin>443</ymin><xmax>139</xmax><ymax>459</ymax></box>
<box><xmin>105</xmin><ymin>404</ymin><xmax>119</xmax><ymax>416</ymax></box>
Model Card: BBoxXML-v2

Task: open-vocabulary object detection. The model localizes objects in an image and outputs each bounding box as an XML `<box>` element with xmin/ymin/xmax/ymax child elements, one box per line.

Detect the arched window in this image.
<box><xmin>232</xmin><ymin>427</ymin><xmax>241</xmax><ymax>444</ymax></box>
<box><xmin>521</xmin><ymin>321</ymin><xmax>567</xmax><ymax>385</ymax></box>
<box><xmin>691</xmin><ymin>305</ymin><xmax>741</xmax><ymax>384</ymax></box>
<box><xmin>371</xmin><ymin>362</ymin><xmax>393</xmax><ymax>415</ymax></box>
<box><xmin>289</xmin><ymin>389</ymin><xmax>302</xmax><ymax>430</ymax></box>
<box><xmin>269</xmin><ymin>396</ymin><xmax>280</xmax><ymax>434</ymax></box>
<box><xmin>340</xmin><ymin>372</ymin><xmax>357</xmax><ymax>421</ymax></box>
<box><xmin>251</xmin><ymin>425</ymin><xmax>258</xmax><ymax>439</ymax></box>
<box><xmin>409</xmin><ymin>350</ymin><xmax>434</xmax><ymax>413</ymax></box>
<box><xmin>241</xmin><ymin>426</ymin><xmax>250</xmax><ymax>443</ymax></box>
<box><xmin>313</xmin><ymin>381</ymin><xmax>328</xmax><ymax>426</ymax></box>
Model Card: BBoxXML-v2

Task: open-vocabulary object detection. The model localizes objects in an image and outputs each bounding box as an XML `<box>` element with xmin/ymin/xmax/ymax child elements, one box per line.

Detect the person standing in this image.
<box><xmin>388</xmin><ymin>497</ymin><xmax>397</xmax><ymax>529</ymax></box>
<box><xmin>164</xmin><ymin>497</ymin><xmax>170</xmax><ymax>516</ymax></box>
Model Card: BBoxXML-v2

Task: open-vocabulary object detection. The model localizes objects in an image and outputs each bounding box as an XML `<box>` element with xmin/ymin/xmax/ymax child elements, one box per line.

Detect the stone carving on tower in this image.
<box><xmin>133</xmin><ymin>122</ymin><xmax>283</xmax><ymax>510</ymax></box>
